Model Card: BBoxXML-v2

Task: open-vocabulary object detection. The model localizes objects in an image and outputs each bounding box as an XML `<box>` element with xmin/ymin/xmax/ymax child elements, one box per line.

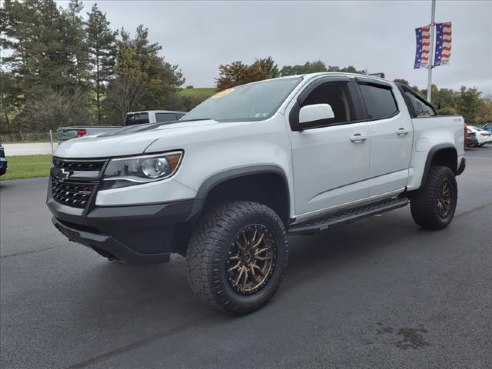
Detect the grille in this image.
<box><xmin>51</xmin><ymin>179</ymin><xmax>96</xmax><ymax>208</ymax></box>
<box><xmin>51</xmin><ymin>158</ymin><xmax>106</xmax><ymax>209</ymax></box>
<box><xmin>52</xmin><ymin>158</ymin><xmax>105</xmax><ymax>171</ymax></box>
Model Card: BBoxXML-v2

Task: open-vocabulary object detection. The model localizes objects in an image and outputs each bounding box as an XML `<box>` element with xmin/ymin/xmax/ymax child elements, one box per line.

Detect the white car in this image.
<box><xmin>467</xmin><ymin>125</ymin><xmax>492</xmax><ymax>146</ymax></box>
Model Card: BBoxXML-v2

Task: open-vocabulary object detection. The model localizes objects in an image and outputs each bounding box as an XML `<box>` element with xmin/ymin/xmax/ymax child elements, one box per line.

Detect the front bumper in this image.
<box><xmin>48</xmin><ymin>197</ymin><xmax>200</xmax><ymax>263</ymax></box>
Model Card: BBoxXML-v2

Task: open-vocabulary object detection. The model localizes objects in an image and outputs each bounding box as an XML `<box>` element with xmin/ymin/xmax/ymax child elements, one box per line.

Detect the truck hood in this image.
<box><xmin>54</xmin><ymin>120</ymin><xmax>221</xmax><ymax>158</ymax></box>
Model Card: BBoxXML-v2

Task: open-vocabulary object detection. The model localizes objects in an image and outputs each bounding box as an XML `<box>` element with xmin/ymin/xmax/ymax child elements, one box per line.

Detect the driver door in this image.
<box><xmin>288</xmin><ymin>77</ymin><xmax>370</xmax><ymax>216</ymax></box>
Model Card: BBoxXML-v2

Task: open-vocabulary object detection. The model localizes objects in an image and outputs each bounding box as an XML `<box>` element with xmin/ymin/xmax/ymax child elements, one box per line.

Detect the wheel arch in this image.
<box><xmin>193</xmin><ymin>165</ymin><xmax>291</xmax><ymax>226</ymax></box>
<box><xmin>421</xmin><ymin>144</ymin><xmax>458</xmax><ymax>185</ymax></box>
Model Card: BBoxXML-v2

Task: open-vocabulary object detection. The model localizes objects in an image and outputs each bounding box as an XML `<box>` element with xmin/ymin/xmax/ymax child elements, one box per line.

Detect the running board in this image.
<box><xmin>289</xmin><ymin>197</ymin><xmax>409</xmax><ymax>235</ymax></box>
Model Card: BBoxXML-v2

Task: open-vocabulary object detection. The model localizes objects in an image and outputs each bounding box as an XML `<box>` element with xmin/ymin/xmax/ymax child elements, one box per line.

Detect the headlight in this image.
<box><xmin>102</xmin><ymin>151</ymin><xmax>183</xmax><ymax>189</ymax></box>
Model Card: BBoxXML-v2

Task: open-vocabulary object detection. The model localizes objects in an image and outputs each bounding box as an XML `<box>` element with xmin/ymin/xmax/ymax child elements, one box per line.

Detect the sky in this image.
<box><xmin>62</xmin><ymin>0</ymin><xmax>492</xmax><ymax>95</ymax></box>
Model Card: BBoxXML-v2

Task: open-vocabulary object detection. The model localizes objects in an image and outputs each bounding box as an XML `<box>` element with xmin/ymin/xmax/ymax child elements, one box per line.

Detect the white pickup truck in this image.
<box><xmin>47</xmin><ymin>73</ymin><xmax>466</xmax><ymax>315</ymax></box>
<box><xmin>57</xmin><ymin>110</ymin><xmax>186</xmax><ymax>142</ymax></box>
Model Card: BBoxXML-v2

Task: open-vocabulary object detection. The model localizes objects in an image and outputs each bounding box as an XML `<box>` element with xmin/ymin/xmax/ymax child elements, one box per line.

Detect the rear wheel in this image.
<box><xmin>410</xmin><ymin>165</ymin><xmax>457</xmax><ymax>230</ymax></box>
<box><xmin>187</xmin><ymin>201</ymin><xmax>288</xmax><ymax>315</ymax></box>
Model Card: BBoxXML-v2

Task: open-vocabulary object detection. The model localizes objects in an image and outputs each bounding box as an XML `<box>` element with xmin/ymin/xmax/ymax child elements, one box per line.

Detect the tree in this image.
<box><xmin>477</xmin><ymin>101</ymin><xmax>492</xmax><ymax>125</ymax></box>
<box><xmin>456</xmin><ymin>86</ymin><xmax>483</xmax><ymax>125</ymax></box>
<box><xmin>1</xmin><ymin>0</ymin><xmax>92</xmax><ymax>130</ymax></box>
<box><xmin>103</xmin><ymin>25</ymin><xmax>184</xmax><ymax>123</ymax></box>
<box><xmin>0</xmin><ymin>71</ymin><xmax>22</xmax><ymax>132</ymax></box>
<box><xmin>432</xmin><ymin>87</ymin><xmax>456</xmax><ymax>111</ymax></box>
<box><xmin>280</xmin><ymin>60</ymin><xmax>327</xmax><ymax>76</ymax></box>
<box><xmin>61</xmin><ymin>0</ymin><xmax>90</xmax><ymax>91</ymax></box>
<box><xmin>255</xmin><ymin>57</ymin><xmax>280</xmax><ymax>78</ymax></box>
<box><xmin>13</xmin><ymin>87</ymin><xmax>92</xmax><ymax>132</ymax></box>
<box><xmin>437</xmin><ymin>107</ymin><xmax>458</xmax><ymax>116</ymax></box>
<box><xmin>86</xmin><ymin>3</ymin><xmax>117</xmax><ymax>124</ymax></box>
<box><xmin>216</xmin><ymin>61</ymin><xmax>269</xmax><ymax>91</ymax></box>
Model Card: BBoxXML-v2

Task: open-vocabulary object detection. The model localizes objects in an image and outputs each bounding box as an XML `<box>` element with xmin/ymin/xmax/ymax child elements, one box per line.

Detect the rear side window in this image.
<box><xmin>405</xmin><ymin>92</ymin><xmax>436</xmax><ymax>117</ymax></box>
<box><xmin>126</xmin><ymin>113</ymin><xmax>149</xmax><ymax>126</ymax></box>
<box><xmin>400</xmin><ymin>86</ymin><xmax>436</xmax><ymax>118</ymax></box>
<box><xmin>359</xmin><ymin>84</ymin><xmax>399</xmax><ymax>120</ymax></box>
<box><xmin>156</xmin><ymin>113</ymin><xmax>177</xmax><ymax>123</ymax></box>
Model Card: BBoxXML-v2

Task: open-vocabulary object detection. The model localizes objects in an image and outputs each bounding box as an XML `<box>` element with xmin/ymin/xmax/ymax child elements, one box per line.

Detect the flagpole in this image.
<box><xmin>426</xmin><ymin>0</ymin><xmax>436</xmax><ymax>102</ymax></box>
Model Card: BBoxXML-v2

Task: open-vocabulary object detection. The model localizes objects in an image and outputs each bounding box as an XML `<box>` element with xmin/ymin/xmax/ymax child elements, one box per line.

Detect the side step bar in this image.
<box><xmin>289</xmin><ymin>197</ymin><xmax>409</xmax><ymax>235</ymax></box>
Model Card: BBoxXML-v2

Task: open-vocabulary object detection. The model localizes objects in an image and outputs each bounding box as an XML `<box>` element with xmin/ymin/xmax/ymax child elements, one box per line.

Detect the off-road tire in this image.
<box><xmin>410</xmin><ymin>165</ymin><xmax>457</xmax><ymax>230</ymax></box>
<box><xmin>187</xmin><ymin>201</ymin><xmax>288</xmax><ymax>315</ymax></box>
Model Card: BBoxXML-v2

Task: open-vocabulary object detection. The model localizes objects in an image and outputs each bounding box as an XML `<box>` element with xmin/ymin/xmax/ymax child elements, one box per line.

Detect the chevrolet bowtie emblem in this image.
<box><xmin>59</xmin><ymin>168</ymin><xmax>71</xmax><ymax>181</ymax></box>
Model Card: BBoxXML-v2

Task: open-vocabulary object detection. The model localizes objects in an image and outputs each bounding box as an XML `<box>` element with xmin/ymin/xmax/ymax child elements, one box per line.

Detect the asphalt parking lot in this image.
<box><xmin>1</xmin><ymin>146</ymin><xmax>491</xmax><ymax>369</ymax></box>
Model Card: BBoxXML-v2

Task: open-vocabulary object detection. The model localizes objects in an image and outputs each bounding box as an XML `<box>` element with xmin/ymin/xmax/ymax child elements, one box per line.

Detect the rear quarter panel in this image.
<box><xmin>407</xmin><ymin>115</ymin><xmax>465</xmax><ymax>190</ymax></box>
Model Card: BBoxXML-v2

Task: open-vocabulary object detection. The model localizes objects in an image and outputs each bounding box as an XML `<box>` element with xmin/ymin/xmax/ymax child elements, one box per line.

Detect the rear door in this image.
<box><xmin>288</xmin><ymin>77</ymin><xmax>370</xmax><ymax>215</ymax></box>
<box><xmin>355</xmin><ymin>79</ymin><xmax>413</xmax><ymax>196</ymax></box>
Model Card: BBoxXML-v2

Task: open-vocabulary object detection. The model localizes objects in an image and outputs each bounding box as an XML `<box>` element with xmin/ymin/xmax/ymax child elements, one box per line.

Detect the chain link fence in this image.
<box><xmin>0</xmin><ymin>132</ymin><xmax>53</xmax><ymax>143</ymax></box>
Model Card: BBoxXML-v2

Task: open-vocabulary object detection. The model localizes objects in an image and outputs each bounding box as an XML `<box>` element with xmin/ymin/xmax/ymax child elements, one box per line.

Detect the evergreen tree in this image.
<box><xmin>103</xmin><ymin>25</ymin><xmax>184</xmax><ymax>124</ymax></box>
<box><xmin>60</xmin><ymin>0</ymin><xmax>90</xmax><ymax>91</ymax></box>
<box><xmin>86</xmin><ymin>3</ymin><xmax>117</xmax><ymax>124</ymax></box>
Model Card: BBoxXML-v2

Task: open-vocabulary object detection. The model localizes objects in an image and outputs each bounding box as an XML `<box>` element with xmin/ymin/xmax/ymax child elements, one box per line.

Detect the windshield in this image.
<box><xmin>182</xmin><ymin>77</ymin><xmax>302</xmax><ymax>122</ymax></box>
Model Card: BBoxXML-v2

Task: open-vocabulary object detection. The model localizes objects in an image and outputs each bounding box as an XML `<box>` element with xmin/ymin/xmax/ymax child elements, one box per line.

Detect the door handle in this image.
<box><xmin>396</xmin><ymin>128</ymin><xmax>409</xmax><ymax>136</ymax></box>
<box><xmin>350</xmin><ymin>133</ymin><xmax>367</xmax><ymax>143</ymax></box>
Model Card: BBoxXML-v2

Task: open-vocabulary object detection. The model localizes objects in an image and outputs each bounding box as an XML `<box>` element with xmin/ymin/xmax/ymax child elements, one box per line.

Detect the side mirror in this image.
<box><xmin>299</xmin><ymin>104</ymin><xmax>335</xmax><ymax>124</ymax></box>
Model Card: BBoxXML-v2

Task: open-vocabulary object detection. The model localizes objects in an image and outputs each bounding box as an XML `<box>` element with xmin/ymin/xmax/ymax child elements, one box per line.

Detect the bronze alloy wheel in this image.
<box><xmin>226</xmin><ymin>224</ymin><xmax>277</xmax><ymax>295</ymax></box>
<box><xmin>437</xmin><ymin>178</ymin><xmax>452</xmax><ymax>217</ymax></box>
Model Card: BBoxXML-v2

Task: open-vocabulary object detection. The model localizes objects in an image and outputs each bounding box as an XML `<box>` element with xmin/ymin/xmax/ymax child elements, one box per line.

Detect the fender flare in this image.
<box><xmin>186</xmin><ymin>165</ymin><xmax>291</xmax><ymax>223</ymax></box>
<box><xmin>421</xmin><ymin>144</ymin><xmax>457</xmax><ymax>186</ymax></box>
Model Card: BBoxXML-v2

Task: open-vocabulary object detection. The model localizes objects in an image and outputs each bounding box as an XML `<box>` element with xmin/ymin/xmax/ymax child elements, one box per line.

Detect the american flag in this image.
<box><xmin>414</xmin><ymin>25</ymin><xmax>431</xmax><ymax>69</ymax></box>
<box><xmin>434</xmin><ymin>22</ymin><xmax>452</xmax><ymax>66</ymax></box>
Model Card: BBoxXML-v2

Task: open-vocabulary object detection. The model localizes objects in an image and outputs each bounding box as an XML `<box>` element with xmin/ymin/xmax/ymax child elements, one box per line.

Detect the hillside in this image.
<box><xmin>177</xmin><ymin>87</ymin><xmax>216</xmax><ymax>99</ymax></box>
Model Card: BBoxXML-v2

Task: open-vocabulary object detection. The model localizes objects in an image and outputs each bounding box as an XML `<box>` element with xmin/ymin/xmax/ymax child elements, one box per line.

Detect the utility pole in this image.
<box><xmin>426</xmin><ymin>0</ymin><xmax>437</xmax><ymax>103</ymax></box>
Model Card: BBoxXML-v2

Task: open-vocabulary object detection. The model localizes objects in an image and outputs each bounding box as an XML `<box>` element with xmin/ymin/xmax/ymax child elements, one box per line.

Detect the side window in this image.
<box><xmin>358</xmin><ymin>84</ymin><xmax>399</xmax><ymax>120</ymax></box>
<box><xmin>405</xmin><ymin>92</ymin><xmax>435</xmax><ymax>118</ymax></box>
<box><xmin>155</xmin><ymin>113</ymin><xmax>177</xmax><ymax>123</ymax></box>
<box><xmin>125</xmin><ymin>113</ymin><xmax>149</xmax><ymax>126</ymax></box>
<box><xmin>300</xmin><ymin>82</ymin><xmax>354</xmax><ymax>125</ymax></box>
<box><xmin>402</xmin><ymin>88</ymin><xmax>436</xmax><ymax>118</ymax></box>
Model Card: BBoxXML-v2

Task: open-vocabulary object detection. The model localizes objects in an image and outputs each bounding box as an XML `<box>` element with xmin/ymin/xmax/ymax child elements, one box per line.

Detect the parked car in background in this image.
<box><xmin>126</xmin><ymin>110</ymin><xmax>186</xmax><ymax>126</ymax></box>
<box><xmin>57</xmin><ymin>110</ymin><xmax>187</xmax><ymax>142</ymax></box>
<box><xmin>466</xmin><ymin>127</ymin><xmax>479</xmax><ymax>148</ymax></box>
<box><xmin>0</xmin><ymin>144</ymin><xmax>7</xmax><ymax>176</ymax></box>
<box><xmin>57</xmin><ymin>126</ymin><xmax>122</xmax><ymax>143</ymax></box>
<box><xmin>467</xmin><ymin>125</ymin><xmax>492</xmax><ymax>146</ymax></box>
<box><xmin>481</xmin><ymin>122</ymin><xmax>492</xmax><ymax>135</ymax></box>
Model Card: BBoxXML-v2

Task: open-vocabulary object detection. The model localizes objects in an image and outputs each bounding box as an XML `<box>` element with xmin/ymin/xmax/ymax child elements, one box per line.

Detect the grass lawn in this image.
<box><xmin>178</xmin><ymin>87</ymin><xmax>216</xmax><ymax>99</ymax></box>
<box><xmin>0</xmin><ymin>155</ymin><xmax>52</xmax><ymax>180</ymax></box>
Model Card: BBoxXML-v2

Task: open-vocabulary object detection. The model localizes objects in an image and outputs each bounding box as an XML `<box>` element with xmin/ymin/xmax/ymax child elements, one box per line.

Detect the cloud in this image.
<box><xmin>74</xmin><ymin>0</ymin><xmax>492</xmax><ymax>94</ymax></box>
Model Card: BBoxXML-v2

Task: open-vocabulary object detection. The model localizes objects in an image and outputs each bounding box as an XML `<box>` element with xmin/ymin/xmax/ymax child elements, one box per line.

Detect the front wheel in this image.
<box><xmin>410</xmin><ymin>165</ymin><xmax>457</xmax><ymax>230</ymax></box>
<box><xmin>187</xmin><ymin>201</ymin><xmax>288</xmax><ymax>315</ymax></box>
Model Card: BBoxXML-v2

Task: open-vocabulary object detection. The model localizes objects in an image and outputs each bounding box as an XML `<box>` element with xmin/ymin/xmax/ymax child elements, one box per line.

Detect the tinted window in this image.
<box><xmin>155</xmin><ymin>113</ymin><xmax>177</xmax><ymax>123</ymax></box>
<box><xmin>301</xmin><ymin>82</ymin><xmax>354</xmax><ymax>125</ymax></box>
<box><xmin>126</xmin><ymin>113</ymin><xmax>149</xmax><ymax>126</ymax></box>
<box><xmin>359</xmin><ymin>84</ymin><xmax>398</xmax><ymax>120</ymax></box>
<box><xmin>403</xmin><ymin>90</ymin><xmax>436</xmax><ymax>118</ymax></box>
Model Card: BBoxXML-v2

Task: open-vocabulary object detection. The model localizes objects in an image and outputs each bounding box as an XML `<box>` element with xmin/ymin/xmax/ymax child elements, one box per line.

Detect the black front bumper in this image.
<box><xmin>48</xmin><ymin>197</ymin><xmax>200</xmax><ymax>263</ymax></box>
